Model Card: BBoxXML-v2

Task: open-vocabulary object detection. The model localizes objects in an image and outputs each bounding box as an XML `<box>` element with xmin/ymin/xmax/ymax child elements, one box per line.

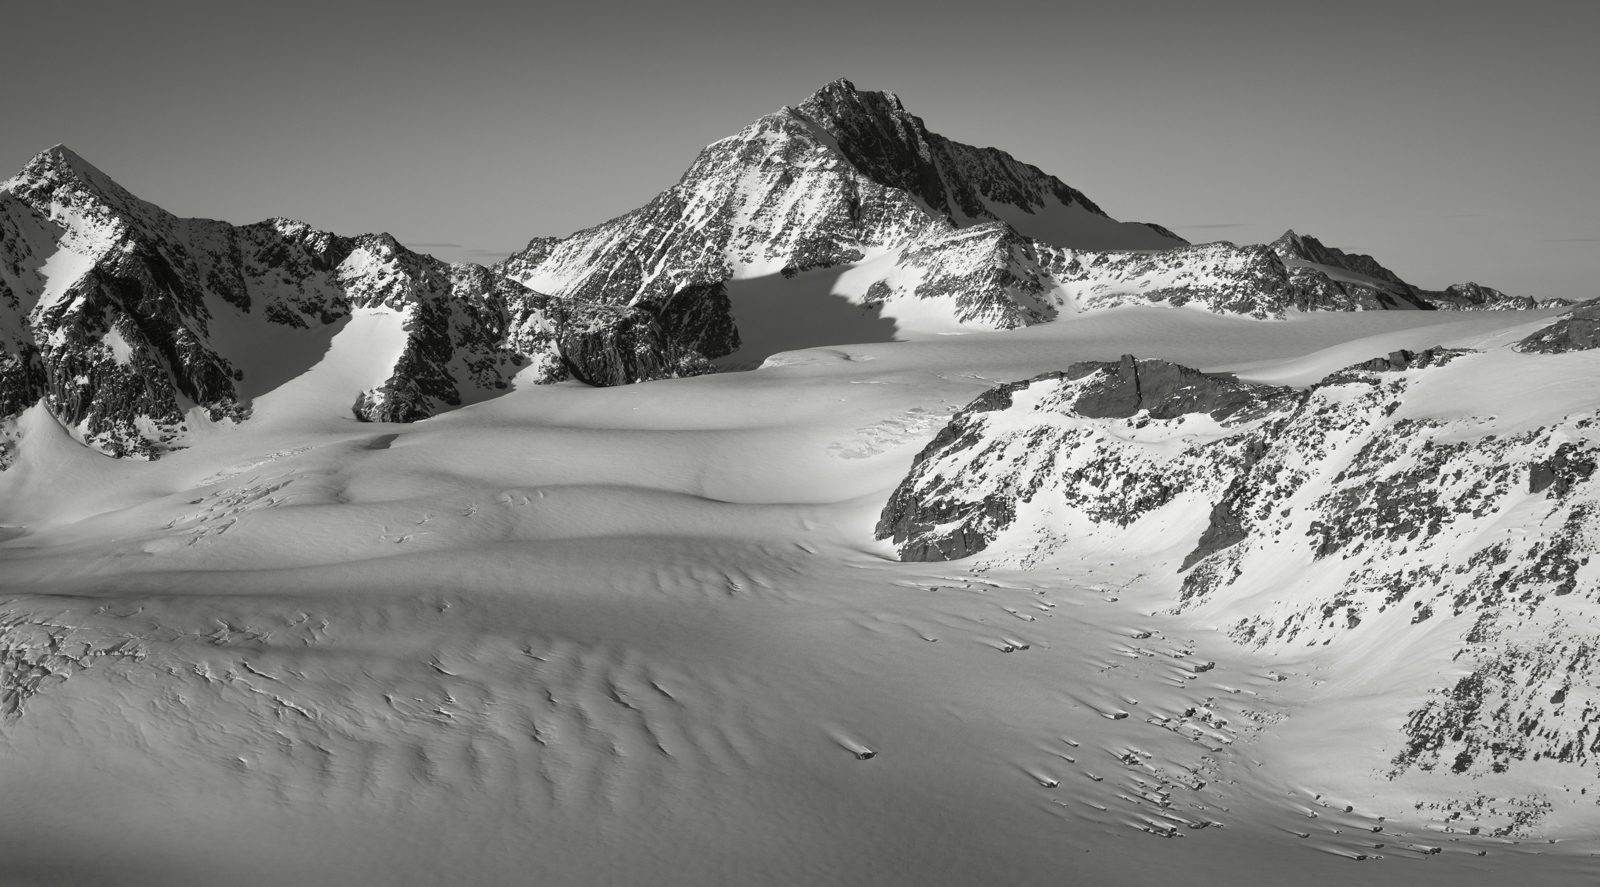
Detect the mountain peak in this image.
<box><xmin>799</xmin><ymin>79</ymin><xmax>915</xmax><ymax>129</ymax></box>
<box><xmin>1269</xmin><ymin>229</ymin><xmax>1325</xmax><ymax>255</ymax></box>
<box><xmin>4</xmin><ymin>143</ymin><xmax>159</xmax><ymax>229</ymax></box>
<box><xmin>803</xmin><ymin>78</ymin><xmax>907</xmax><ymax>116</ymax></box>
<box><xmin>1268</xmin><ymin>229</ymin><xmax>1411</xmax><ymax>289</ymax></box>
<box><xmin>11</xmin><ymin>144</ymin><xmax>117</xmax><ymax>192</ymax></box>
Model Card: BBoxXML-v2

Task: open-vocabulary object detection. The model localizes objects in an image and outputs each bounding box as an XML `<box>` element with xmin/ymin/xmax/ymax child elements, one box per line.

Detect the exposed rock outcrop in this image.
<box><xmin>1516</xmin><ymin>300</ymin><xmax>1600</xmax><ymax>353</ymax></box>
<box><xmin>553</xmin><ymin>282</ymin><xmax>738</xmax><ymax>387</ymax></box>
<box><xmin>1420</xmin><ymin>281</ymin><xmax>1545</xmax><ymax>311</ymax></box>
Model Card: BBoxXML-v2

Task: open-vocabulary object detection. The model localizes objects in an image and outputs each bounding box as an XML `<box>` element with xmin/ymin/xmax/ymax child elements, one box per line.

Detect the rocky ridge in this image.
<box><xmin>1269</xmin><ymin>229</ymin><xmax>1567</xmax><ymax>312</ymax></box>
<box><xmin>1</xmin><ymin>80</ymin><xmax>1561</xmax><ymax>464</ymax></box>
<box><xmin>0</xmin><ymin>147</ymin><xmax>734</xmax><ymax>461</ymax></box>
<box><xmin>878</xmin><ymin>346</ymin><xmax>1600</xmax><ymax>778</ymax></box>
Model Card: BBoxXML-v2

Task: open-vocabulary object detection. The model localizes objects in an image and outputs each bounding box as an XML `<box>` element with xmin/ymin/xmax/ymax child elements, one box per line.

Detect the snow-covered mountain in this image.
<box><xmin>878</xmin><ymin>313</ymin><xmax>1600</xmax><ymax>781</ymax></box>
<box><xmin>0</xmin><ymin>147</ymin><xmax>734</xmax><ymax>462</ymax></box>
<box><xmin>498</xmin><ymin>79</ymin><xmax>1184</xmax><ymax>305</ymax></box>
<box><xmin>1269</xmin><ymin>229</ymin><xmax>1561</xmax><ymax>312</ymax></box>
<box><xmin>503</xmin><ymin>79</ymin><xmax>1552</xmax><ymax>332</ymax></box>
<box><xmin>0</xmin><ymin>80</ymin><xmax>1555</xmax><ymax>465</ymax></box>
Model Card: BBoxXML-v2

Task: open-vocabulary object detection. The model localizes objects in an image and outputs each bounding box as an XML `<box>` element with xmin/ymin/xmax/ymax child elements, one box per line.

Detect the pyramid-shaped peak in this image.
<box><xmin>1269</xmin><ymin>229</ymin><xmax>1330</xmax><ymax>257</ymax></box>
<box><xmin>14</xmin><ymin>144</ymin><xmax>118</xmax><ymax>189</ymax></box>
<box><xmin>4</xmin><ymin>142</ymin><xmax>157</xmax><ymax>223</ymax></box>
<box><xmin>1270</xmin><ymin>229</ymin><xmax>1321</xmax><ymax>249</ymax></box>
<box><xmin>1267</xmin><ymin>229</ymin><xmax>1412</xmax><ymax>289</ymax></box>
<box><xmin>36</xmin><ymin>143</ymin><xmax>95</xmax><ymax>169</ymax></box>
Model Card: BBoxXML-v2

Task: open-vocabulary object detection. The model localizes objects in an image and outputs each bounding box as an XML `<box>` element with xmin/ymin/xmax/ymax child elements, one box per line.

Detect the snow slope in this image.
<box><xmin>2</xmin><ymin>306</ymin><xmax>1595</xmax><ymax>886</ymax></box>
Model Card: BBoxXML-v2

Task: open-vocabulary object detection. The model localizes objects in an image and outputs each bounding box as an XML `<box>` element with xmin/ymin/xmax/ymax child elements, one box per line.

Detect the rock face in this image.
<box><xmin>879</xmin><ymin>346</ymin><xmax>1600</xmax><ymax>777</ymax></box>
<box><xmin>498</xmin><ymin>79</ymin><xmax>1186</xmax><ymax>318</ymax></box>
<box><xmin>550</xmin><ymin>281</ymin><xmax>736</xmax><ymax>387</ymax></box>
<box><xmin>499</xmin><ymin>79</ymin><xmax>1276</xmax><ymax>331</ymax></box>
<box><xmin>2</xmin><ymin>147</ymin><xmax>260</xmax><ymax>457</ymax></box>
<box><xmin>343</xmin><ymin>244</ymin><xmax>543</xmax><ymax>424</ymax></box>
<box><xmin>0</xmin><ymin>147</ymin><xmax>735</xmax><ymax>461</ymax></box>
<box><xmin>877</xmin><ymin>356</ymin><xmax>1301</xmax><ymax>562</ymax></box>
<box><xmin>1516</xmin><ymin>300</ymin><xmax>1600</xmax><ymax>354</ymax></box>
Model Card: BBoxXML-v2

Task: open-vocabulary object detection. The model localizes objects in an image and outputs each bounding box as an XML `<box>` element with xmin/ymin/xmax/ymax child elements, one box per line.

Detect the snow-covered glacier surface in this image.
<box><xmin>1</xmin><ymin>76</ymin><xmax>1594</xmax><ymax>886</ymax></box>
<box><xmin>3</xmin><ymin>304</ymin><xmax>1598</xmax><ymax>886</ymax></box>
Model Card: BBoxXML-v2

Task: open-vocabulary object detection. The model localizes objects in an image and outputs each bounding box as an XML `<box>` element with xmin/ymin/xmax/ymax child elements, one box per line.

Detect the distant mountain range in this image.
<box><xmin>0</xmin><ymin>79</ymin><xmax>1572</xmax><ymax>463</ymax></box>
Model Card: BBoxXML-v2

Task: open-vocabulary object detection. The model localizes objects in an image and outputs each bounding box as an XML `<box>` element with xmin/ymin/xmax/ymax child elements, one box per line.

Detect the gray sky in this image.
<box><xmin>4</xmin><ymin>0</ymin><xmax>1594</xmax><ymax>298</ymax></box>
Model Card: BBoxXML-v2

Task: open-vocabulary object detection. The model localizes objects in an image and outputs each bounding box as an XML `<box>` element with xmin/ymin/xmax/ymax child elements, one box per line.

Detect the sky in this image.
<box><xmin>3</xmin><ymin>0</ymin><xmax>1595</xmax><ymax>298</ymax></box>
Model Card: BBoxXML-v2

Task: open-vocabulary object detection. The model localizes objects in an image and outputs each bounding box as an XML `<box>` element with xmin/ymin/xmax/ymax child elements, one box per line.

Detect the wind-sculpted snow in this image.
<box><xmin>880</xmin><ymin>346</ymin><xmax>1600</xmax><ymax>781</ymax></box>
<box><xmin>7</xmin><ymin>303</ymin><xmax>1598</xmax><ymax>881</ymax></box>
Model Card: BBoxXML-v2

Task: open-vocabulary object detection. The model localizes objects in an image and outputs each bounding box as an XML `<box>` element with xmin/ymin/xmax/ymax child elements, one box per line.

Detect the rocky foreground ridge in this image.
<box><xmin>1</xmin><ymin>79</ymin><xmax>1560</xmax><ymax>463</ymax></box>
<box><xmin>878</xmin><ymin>319</ymin><xmax>1600</xmax><ymax>779</ymax></box>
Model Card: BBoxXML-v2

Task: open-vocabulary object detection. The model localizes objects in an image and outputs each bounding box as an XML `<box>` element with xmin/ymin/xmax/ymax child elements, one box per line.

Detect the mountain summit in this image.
<box><xmin>0</xmin><ymin>80</ymin><xmax>1553</xmax><ymax>463</ymax></box>
<box><xmin>792</xmin><ymin>79</ymin><xmax>1182</xmax><ymax>247</ymax></box>
<box><xmin>499</xmin><ymin>78</ymin><xmax>1185</xmax><ymax>320</ymax></box>
<box><xmin>500</xmin><ymin>80</ymin><xmax>1552</xmax><ymax>336</ymax></box>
